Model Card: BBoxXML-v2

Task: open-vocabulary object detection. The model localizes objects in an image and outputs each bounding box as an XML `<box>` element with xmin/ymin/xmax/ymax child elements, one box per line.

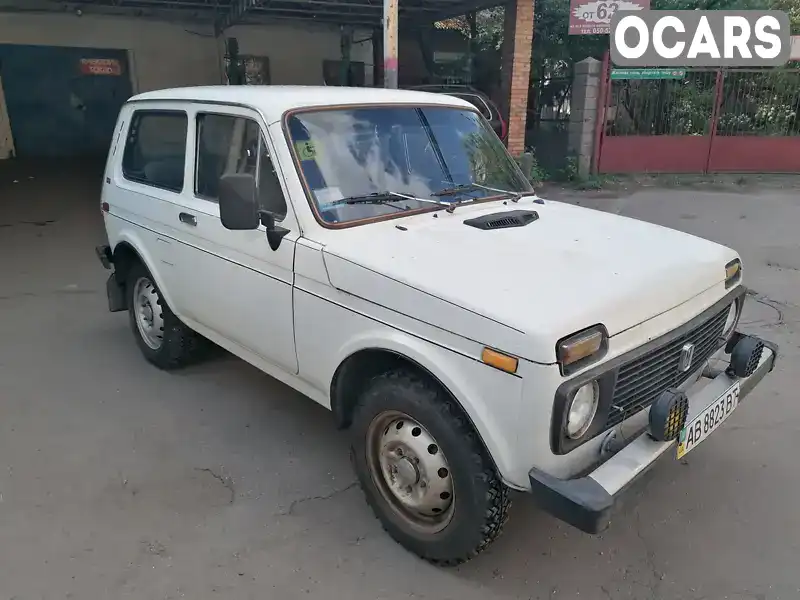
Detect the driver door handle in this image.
<box><xmin>179</xmin><ymin>212</ymin><xmax>197</xmax><ymax>227</ymax></box>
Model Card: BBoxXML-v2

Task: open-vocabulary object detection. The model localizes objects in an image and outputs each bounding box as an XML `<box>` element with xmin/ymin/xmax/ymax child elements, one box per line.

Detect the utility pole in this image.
<box><xmin>383</xmin><ymin>0</ymin><xmax>398</xmax><ymax>88</ymax></box>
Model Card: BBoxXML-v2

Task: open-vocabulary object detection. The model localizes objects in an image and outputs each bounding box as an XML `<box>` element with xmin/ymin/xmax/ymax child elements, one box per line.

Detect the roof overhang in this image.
<box><xmin>0</xmin><ymin>0</ymin><xmax>502</xmax><ymax>30</ymax></box>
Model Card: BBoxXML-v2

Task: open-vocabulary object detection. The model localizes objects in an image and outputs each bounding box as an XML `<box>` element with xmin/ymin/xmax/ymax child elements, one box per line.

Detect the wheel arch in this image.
<box><xmin>112</xmin><ymin>241</ymin><xmax>141</xmax><ymax>283</ymax></box>
<box><xmin>110</xmin><ymin>235</ymin><xmax>178</xmax><ymax>312</ymax></box>
<box><xmin>329</xmin><ymin>345</ymin><xmax>507</xmax><ymax>479</ymax></box>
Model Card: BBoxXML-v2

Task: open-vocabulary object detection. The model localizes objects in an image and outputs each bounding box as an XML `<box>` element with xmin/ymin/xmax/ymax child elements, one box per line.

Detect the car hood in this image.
<box><xmin>317</xmin><ymin>197</ymin><xmax>738</xmax><ymax>363</ymax></box>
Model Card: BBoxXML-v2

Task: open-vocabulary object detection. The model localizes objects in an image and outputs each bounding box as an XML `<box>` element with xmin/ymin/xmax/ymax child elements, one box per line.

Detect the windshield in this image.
<box><xmin>285</xmin><ymin>105</ymin><xmax>533</xmax><ymax>225</ymax></box>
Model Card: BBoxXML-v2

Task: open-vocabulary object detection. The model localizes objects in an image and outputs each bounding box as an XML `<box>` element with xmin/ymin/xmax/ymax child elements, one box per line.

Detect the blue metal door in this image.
<box><xmin>0</xmin><ymin>44</ymin><xmax>133</xmax><ymax>158</ymax></box>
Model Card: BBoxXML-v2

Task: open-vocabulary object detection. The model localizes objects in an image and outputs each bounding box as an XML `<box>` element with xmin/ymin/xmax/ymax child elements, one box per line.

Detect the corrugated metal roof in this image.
<box><xmin>0</xmin><ymin>0</ymin><xmax>500</xmax><ymax>28</ymax></box>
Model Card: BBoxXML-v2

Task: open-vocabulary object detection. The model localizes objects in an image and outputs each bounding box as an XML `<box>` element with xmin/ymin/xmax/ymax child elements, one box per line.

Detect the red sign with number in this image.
<box><xmin>568</xmin><ymin>0</ymin><xmax>650</xmax><ymax>35</ymax></box>
<box><xmin>80</xmin><ymin>58</ymin><xmax>122</xmax><ymax>76</ymax></box>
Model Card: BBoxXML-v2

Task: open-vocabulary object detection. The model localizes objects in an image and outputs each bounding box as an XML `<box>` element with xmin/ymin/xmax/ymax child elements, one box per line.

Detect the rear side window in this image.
<box><xmin>453</xmin><ymin>93</ymin><xmax>493</xmax><ymax>120</ymax></box>
<box><xmin>122</xmin><ymin>110</ymin><xmax>188</xmax><ymax>193</ymax></box>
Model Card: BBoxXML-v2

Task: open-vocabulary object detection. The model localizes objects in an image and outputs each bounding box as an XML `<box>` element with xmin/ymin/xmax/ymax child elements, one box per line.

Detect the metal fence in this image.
<box><xmin>606</xmin><ymin>69</ymin><xmax>718</xmax><ymax>136</ymax></box>
<box><xmin>598</xmin><ymin>65</ymin><xmax>800</xmax><ymax>173</ymax></box>
<box><xmin>717</xmin><ymin>69</ymin><xmax>800</xmax><ymax>137</ymax></box>
<box><xmin>526</xmin><ymin>76</ymin><xmax>572</xmax><ymax>174</ymax></box>
<box><xmin>606</xmin><ymin>68</ymin><xmax>800</xmax><ymax>138</ymax></box>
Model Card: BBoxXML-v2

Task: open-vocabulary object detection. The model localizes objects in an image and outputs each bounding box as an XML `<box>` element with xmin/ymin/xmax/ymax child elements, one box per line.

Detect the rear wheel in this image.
<box><xmin>350</xmin><ymin>369</ymin><xmax>510</xmax><ymax>566</ymax></box>
<box><xmin>126</xmin><ymin>262</ymin><xmax>206</xmax><ymax>370</ymax></box>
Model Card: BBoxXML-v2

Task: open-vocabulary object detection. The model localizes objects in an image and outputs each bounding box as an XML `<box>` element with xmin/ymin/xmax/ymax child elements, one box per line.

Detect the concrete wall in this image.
<box><xmin>0</xmin><ymin>12</ymin><xmax>373</xmax><ymax>158</ymax></box>
<box><xmin>230</xmin><ymin>22</ymin><xmax>374</xmax><ymax>87</ymax></box>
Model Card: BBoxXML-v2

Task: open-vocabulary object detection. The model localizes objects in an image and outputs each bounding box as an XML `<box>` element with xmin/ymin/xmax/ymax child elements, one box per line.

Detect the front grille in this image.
<box><xmin>605</xmin><ymin>306</ymin><xmax>729</xmax><ymax>428</ymax></box>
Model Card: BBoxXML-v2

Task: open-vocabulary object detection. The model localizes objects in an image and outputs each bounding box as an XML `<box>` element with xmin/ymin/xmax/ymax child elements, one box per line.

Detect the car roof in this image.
<box><xmin>127</xmin><ymin>85</ymin><xmax>475</xmax><ymax>122</ymax></box>
<box><xmin>408</xmin><ymin>84</ymin><xmax>485</xmax><ymax>94</ymax></box>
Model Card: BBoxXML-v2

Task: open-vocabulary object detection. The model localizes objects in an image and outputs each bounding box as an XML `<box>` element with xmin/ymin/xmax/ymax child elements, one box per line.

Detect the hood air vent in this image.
<box><xmin>463</xmin><ymin>210</ymin><xmax>539</xmax><ymax>230</ymax></box>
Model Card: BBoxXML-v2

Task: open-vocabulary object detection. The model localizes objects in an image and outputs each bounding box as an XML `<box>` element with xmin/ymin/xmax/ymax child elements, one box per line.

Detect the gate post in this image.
<box><xmin>705</xmin><ymin>69</ymin><xmax>725</xmax><ymax>174</ymax></box>
<box><xmin>568</xmin><ymin>56</ymin><xmax>603</xmax><ymax>178</ymax></box>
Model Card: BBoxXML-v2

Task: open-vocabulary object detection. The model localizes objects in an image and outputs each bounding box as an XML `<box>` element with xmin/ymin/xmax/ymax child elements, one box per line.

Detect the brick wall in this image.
<box><xmin>503</xmin><ymin>0</ymin><xmax>534</xmax><ymax>156</ymax></box>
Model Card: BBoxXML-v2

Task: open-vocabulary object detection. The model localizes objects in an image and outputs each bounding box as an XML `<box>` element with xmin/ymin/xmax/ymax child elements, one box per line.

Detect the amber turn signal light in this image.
<box><xmin>481</xmin><ymin>347</ymin><xmax>519</xmax><ymax>374</ymax></box>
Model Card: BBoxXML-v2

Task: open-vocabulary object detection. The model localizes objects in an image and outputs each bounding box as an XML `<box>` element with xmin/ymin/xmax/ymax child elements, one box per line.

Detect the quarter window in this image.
<box><xmin>122</xmin><ymin>110</ymin><xmax>188</xmax><ymax>193</ymax></box>
<box><xmin>195</xmin><ymin>113</ymin><xmax>287</xmax><ymax>220</ymax></box>
<box><xmin>453</xmin><ymin>94</ymin><xmax>493</xmax><ymax>120</ymax></box>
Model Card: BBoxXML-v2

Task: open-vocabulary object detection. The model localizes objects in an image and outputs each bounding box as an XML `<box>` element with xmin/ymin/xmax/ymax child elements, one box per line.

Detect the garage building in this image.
<box><xmin>0</xmin><ymin>0</ymin><xmax>535</xmax><ymax>161</ymax></box>
<box><xmin>0</xmin><ymin>10</ymin><xmax>378</xmax><ymax>159</ymax></box>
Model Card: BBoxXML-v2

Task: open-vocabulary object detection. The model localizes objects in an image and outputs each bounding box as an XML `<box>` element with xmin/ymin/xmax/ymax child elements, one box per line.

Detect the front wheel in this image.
<box><xmin>350</xmin><ymin>369</ymin><xmax>511</xmax><ymax>566</ymax></box>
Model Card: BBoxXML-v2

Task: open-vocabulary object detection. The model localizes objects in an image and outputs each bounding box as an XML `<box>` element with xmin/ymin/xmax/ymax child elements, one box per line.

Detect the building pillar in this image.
<box><xmin>339</xmin><ymin>26</ymin><xmax>353</xmax><ymax>86</ymax></box>
<box><xmin>568</xmin><ymin>57</ymin><xmax>602</xmax><ymax>178</ymax></box>
<box><xmin>499</xmin><ymin>0</ymin><xmax>534</xmax><ymax>157</ymax></box>
<box><xmin>0</xmin><ymin>74</ymin><xmax>14</xmax><ymax>160</ymax></box>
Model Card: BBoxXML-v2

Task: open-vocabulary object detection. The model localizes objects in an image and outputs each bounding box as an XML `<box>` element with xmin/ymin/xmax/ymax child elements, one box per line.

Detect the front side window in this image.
<box><xmin>286</xmin><ymin>105</ymin><xmax>531</xmax><ymax>225</ymax></box>
<box><xmin>122</xmin><ymin>110</ymin><xmax>188</xmax><ymax>192</ymax></box>
<box><xmin>195</xmin><ymin>113</ymin><xmax>287</xmax><ymax>220</ymax></box>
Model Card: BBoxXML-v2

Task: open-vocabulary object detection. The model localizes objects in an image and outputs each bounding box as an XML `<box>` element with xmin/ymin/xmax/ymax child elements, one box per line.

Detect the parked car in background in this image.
<box><xmin>406</xmin><ymin>84</ymin><xmax>507</xmax><ymax>142</ymax></box>
<box><xmin>97</xmin><ymin>85</ymin><xmax>777</xmax><ymax>567</ymax></box>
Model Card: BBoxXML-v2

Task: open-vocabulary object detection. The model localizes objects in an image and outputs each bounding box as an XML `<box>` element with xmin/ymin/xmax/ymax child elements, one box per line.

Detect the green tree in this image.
<box><xmin>454</xmin><ymin>0</ymin><xmax>799</xmax><ymax>80</ymax></box>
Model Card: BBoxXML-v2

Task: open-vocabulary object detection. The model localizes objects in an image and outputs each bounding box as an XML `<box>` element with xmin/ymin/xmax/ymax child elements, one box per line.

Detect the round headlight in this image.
<box><xmin>566</xmin><ymin>380</ymin><xmax>600</xmax><ymax>439</ymax></box>
<box><xmin>722</xmin><ymin>301</ymin><xmax>739</xmax><ymax>338</ymax></box>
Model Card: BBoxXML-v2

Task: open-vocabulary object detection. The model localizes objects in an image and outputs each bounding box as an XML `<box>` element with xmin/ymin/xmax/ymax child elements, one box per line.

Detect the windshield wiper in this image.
<box><xmin>433</xmin><ymin>182</ymin><xmax>522</xmax><ymax>203</ymax></box>
<box><xmin>326</xmin><ymin>191</ymin><xmax>451</xmax><ymax>209</ymax></box>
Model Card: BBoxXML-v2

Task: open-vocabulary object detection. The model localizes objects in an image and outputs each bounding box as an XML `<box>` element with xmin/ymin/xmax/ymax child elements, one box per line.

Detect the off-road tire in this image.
<box><xmin>126</xmin><ymin>262</ymin><xmax>206</xmax><ymax>370</ymax></box>
<box><xmin>349</xmin><ymin>368</ymin><xmax>511</xmax><ymax>566</ymax></box>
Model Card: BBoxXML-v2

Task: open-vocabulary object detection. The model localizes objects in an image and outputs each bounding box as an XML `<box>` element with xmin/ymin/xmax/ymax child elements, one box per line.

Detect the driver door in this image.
<box><xmin>172</xmin><ymin>105</ymin><xmax>299</xmax><ymax>374</ymax></box>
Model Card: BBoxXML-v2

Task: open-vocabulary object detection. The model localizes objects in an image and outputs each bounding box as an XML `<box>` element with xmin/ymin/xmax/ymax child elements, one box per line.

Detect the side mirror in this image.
<box><xmin>259</xmin><ymin>211</ymin><xmax>291</xmax><ymax>251</ymax></box>
<box><xmin>219</xmin><ymin>172</ymin><xmax>259</xmax><ymax>230</ymax></box>
<box><xmin>218</xmin><ymin>171</ymin><xmax>291</xmax><ymax>251</ymax></box>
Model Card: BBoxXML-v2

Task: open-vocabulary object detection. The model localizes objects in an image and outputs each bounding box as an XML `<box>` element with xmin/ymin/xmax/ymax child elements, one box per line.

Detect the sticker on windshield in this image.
<box><xmin>295</xmin><ymin>140</ymin><xmax>318</xmax><ymax>161</ymax></box>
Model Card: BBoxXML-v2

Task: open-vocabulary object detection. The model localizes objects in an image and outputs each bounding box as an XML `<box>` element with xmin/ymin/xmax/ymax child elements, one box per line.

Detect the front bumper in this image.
<box><xmin>528</xmin><ymin>334</ymin><xmax>778</xmax><ymax>534</ymax></box>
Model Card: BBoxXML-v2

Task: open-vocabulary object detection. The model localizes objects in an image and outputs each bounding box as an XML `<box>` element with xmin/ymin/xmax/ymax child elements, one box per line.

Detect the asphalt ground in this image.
<box><xmin>1</xmin><ymin>160</ymin><xmax>798</xmax><ymax>599</ymax></box>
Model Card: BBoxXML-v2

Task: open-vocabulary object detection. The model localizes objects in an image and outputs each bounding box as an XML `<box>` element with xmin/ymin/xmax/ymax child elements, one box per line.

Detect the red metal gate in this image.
<box><xmin>595</xmin><ymin>55</ymin><xmax>800</xmax><ymax>174</ymax></box>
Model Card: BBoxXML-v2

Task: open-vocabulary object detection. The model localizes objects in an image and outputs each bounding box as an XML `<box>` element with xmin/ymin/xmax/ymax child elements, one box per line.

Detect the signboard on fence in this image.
<box><xmin>611</xmin><ymin>68</ymin><xmax>686</xmax><ymax>79</ymax></box>
<box><xmin>80</xmin><ymin>58</ymin><xmax>122</xmax><ymax>76</ymax></box>
<box><xmin>569</xmin><ymin>0</ymin><xmax>650</xmax><ymax>35</ymax></box>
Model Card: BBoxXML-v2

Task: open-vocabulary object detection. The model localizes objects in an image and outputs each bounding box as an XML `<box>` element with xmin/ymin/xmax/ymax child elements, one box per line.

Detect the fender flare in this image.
<box><xmin>331</xmin><ymin>329</ymin><xmax>517</xmax><ymax>481</ymax></box>
<box><xmin>112</xmin><ymin>230</ymin><xmax>179</xmax><ymax>313</ymax></box>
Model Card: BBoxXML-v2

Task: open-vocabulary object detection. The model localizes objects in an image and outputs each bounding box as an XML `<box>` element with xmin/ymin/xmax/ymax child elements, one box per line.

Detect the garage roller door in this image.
<box><xmin>0</xmin><ymin>44</ymin><xmax>132</xmax><ymax>158</ymax></box>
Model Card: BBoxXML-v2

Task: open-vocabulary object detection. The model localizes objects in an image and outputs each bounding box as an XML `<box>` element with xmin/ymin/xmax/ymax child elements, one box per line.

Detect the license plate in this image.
<box><xmin>676</xmin><ymin>381</ymin><xmax>740</xmax><ymax>459</ymax></box>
